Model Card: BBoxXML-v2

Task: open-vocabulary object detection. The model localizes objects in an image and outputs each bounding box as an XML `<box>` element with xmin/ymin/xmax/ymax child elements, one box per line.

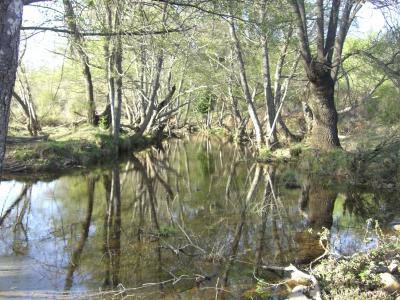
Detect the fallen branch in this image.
<box><xmin>7</xmin><ymin>135</ymin><xmax>49</xmax><ymax>144</ymax></box>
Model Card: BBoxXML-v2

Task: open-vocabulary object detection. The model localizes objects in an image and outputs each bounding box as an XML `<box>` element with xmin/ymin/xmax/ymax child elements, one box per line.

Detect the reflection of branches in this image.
<box><xmin>0</xmin><ymin>184</ymin><xmax>30</xmax><ymax>227</ymax></box>
<box><xmin>222</xmin><ymin>164</ymin><xmax>262</xmax><ymax>287</ymax></box>
<box><xmin>225</xmin><ymin>145</ymin><xmax>239</xmax><ymax>202</ymax></box>
<box><xmin>64</xmin><ymin>177</ymin><xmax>95</xmax><ymax>291</ymax></box>
<box><xmin>102</xmin><ymin>168</ymin><xmax>122</xmax><ymax>289</ymax></box>
<box><xmin>12</xmin><ymin>189</ymin><xmax>32</xmax><ymax>255</ymax></box>
<box><xmin>131</xmin><ymin>156</ymin><xmax>160</xmax><ymax>231</ymax></box>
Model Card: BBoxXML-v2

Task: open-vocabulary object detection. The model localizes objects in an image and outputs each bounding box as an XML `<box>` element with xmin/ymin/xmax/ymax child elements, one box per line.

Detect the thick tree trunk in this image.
<box><xmin>0</xmin><ymin>0</ymin><xmax>23</xmax><ymax>173</ymax></box>
<box><xmin>308</xmin><ymin>71</ymin><xmax>341</xmax><ymax>149</ymax></box>
<box><xmin>82</xmin><ymin>61</ymin><xmax>96</xmax><ymax>124</ymax></box>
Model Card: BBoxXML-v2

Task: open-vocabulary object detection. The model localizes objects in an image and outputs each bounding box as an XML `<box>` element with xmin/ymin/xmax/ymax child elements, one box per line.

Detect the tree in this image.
<box><xmin>289</xmin><ymin>0</ymin><xmax>365</xmax><ymax>149</ymax></box>
<box><xmin>62</xmin><ymin>0</ymin><xmax>97</xmax><ymax>125</ymax></box>
<box><xmin>259</xmin><ymin>0</ymin><xmax>278</xmax><ymax>148</ymax></box>
<box><xmin>229</xmin><ymin>16</ymin><xmax>264</xmax><ymax>148</ymax></box>
<box><xmin>0</xmin><ymin>0</ymin><xmax>47</xmax><ymax>173</ymax></box>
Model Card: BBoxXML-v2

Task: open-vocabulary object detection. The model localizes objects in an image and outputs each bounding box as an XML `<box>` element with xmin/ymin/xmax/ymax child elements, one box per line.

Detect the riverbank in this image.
<box><xmin>3</xmin><ymin>125</ymin><xmax>166</xmax><ymax>176</ymax></box>
<box><xmin>256</xmin><ymin>126</ymin><xmax>400</xmax><ymax>190</ymax></box>
<box><xmin>250</xmin><ymin>234</ymin><xmax>400</xmax><ymax>299</ymax></box>
<box><xmin>3</xmin><ymin>123</ymin><xmax>400</xmax><ymax>192</ymax></box>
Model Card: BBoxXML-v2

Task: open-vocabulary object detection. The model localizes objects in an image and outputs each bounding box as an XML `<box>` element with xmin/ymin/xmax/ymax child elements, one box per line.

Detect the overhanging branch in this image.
<box><xmin>20</xmin><ymin>26</ymin><xmax>192</xmax><ymax>36</ymax></box>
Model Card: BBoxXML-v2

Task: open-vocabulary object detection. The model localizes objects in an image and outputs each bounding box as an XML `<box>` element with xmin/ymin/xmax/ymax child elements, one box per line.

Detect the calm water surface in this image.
<box><xmin>0</xmin><ymin>136</ymin><xmax>399</xmax><ymax>299</ymax></box>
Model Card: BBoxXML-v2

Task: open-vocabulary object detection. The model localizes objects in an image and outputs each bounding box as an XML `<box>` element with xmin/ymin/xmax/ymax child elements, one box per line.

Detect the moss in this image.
<box><xmin>257</xmin><ymin>147</ymin><xmax>290</xmax><ymax>163</ymax></box>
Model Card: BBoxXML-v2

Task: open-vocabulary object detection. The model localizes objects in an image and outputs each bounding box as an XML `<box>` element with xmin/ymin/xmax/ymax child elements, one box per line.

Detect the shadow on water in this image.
<box><xmin>0</xmin><ymin>135</ymin><xmax>399</xmax><ymax>299</ymax></box>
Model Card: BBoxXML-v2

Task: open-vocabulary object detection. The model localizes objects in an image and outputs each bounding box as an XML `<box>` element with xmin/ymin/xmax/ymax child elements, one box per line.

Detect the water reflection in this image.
<box><xmin>0</xmin><ymin>135</ymin><xmax>399</xmax><ymax>298</ymax></box>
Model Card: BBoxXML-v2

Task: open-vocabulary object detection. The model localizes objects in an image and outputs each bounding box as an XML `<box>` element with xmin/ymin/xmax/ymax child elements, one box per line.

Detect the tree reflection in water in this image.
<box><xmin>0</xmin><ymin>136</ymin><xmax>399</xmax><ymax>298</ymax></box>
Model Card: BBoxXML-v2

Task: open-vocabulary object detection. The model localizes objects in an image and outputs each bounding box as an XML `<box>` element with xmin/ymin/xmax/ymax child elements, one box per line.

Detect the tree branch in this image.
<box><xmin>20</xmin><ymin>26</ymin><xmax>191</xmax><ymax>36</ymax></box>
<box><xmin>324</xmin><ymin>0</ymin><xmax>340</xmax><ymax>62</ymax></box>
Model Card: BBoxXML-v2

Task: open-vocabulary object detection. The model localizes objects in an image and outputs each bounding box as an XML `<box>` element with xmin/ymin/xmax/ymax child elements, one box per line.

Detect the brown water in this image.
<box><xmin>0</xmin><ymin>136</ymin><xmax>399</xmax><ymax>299</ymax></box>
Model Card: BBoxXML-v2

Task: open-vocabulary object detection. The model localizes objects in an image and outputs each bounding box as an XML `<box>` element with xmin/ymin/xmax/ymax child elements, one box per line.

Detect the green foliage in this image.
<box><xmin>98</xmin><ymin>116</ymin><xmax>109</xmax><ymax>130</ymax></box>
<box><xmin>157</xmin><ymin>225</ymin><xmax>178</xmax><ymax>237</ymax></box>
<box><xmin>196</xmin><ymin>90</ymin><xmax>216</xmax><ymax>115</ymax></box>
<box><xmin>289</xmin><ymin>145</ymin><xmax>303</xmax><ymax>157</ymax></box>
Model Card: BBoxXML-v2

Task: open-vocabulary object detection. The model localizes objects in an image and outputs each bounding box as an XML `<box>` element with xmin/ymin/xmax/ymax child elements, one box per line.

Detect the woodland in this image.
<box><xmin>0</xmin><ymin>0</ymin><xmax>400</xmax><ymax>299</ymax></box>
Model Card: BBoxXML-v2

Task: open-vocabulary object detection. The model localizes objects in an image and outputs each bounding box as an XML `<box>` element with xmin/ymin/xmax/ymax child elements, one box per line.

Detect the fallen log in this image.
<box><xmin>7</xmin><ymin>135</ymin><xmax>49</xmax><ymax>144</ymax></box>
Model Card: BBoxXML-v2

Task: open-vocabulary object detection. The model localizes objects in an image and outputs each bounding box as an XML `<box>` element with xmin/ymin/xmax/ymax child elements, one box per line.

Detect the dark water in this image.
<box><xmin>0</xmin><ymin>136</ymin><xmax>399</xmax><ymax>299</ymax></box>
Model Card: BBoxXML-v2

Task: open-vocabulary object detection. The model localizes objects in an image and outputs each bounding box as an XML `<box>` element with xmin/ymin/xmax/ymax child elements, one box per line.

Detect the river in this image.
<box><xmin>0</xmin><ymin>135</ymin><xmax>399</xmax><ymax>299</ymax></box>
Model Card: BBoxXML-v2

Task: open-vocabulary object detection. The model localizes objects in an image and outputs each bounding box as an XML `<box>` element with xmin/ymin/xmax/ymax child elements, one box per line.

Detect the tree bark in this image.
<box><xmin>308</xmin><ymin>67</ymin><xmax>341</xmax><ymax>149</ymax></box>
<box><xmin>0</xmin><ymin>0</ymin><xmax>24</xmax><ymax>173</ymax></box>
<box><xmin>289</xmin><ymin>0</ymin><xmax>362</xmax><ymax>149</ymax></box>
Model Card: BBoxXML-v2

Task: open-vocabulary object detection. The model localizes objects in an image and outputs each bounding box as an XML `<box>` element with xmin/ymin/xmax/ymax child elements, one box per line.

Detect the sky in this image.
<box><xmin>21</xmin><ymin>2</ymin><xmax>387</xmax><ymax>69</ymax></box>
<box><xmin>21</xmin><ymin>4</ymin><xmax>66</xmax><ymax>70</ymax></box>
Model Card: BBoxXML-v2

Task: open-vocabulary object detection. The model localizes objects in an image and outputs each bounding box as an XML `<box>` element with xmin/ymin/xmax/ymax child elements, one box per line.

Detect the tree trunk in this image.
<box><xmin>261</xmin><ymin>34</ymin><xmax>278</xmax><ymax>148</ymax></box>
<box><xmin>62</xmin><ymin>0</ymin><xmax>96</xmax><ymax>125</ymax></box>
<box><xmin>229</xmin><ymin>20</ymin><xmax>263</xmax><ymax>148</ymax></box>
<box><xmin>308</xmin><ymin>70</ymin><xmax>341</xmax><ymax>149</ymax></box>
<box><xmin>113</xmin><ymin>33</ymin><xmax>123</xmax><ymax>153</ymax></box>
<box><xmin>12</xmin><ymin>91</ymin><xmax>41</xmax><ymax>136</ymax></box>
<box><xmin>0</xmin><ymin>0</ymin><xmax>23</xmax><ymax>173</ymax></box>
<box><xmin>259</xmin><ymin>1</ymin><xmax>278</xmax><ymax>148</ymax></box>
<box><xmin>138</xmin><ymin>55</ymin><xmax>163</xmax><ymax>135</ymax></box>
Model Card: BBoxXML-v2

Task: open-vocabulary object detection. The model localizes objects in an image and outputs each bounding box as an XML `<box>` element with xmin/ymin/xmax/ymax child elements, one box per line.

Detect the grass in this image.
<box><xmin>5</xmin><ymin>125</ymin><xmax>154</xmax><ymax>174</ymax></box>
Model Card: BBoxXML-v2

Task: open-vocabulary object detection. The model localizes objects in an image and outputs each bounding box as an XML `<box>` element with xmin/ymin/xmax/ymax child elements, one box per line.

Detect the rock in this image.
<box><xmin>380</xmin><ymin>272</ymin><xmax>400</xmax><ymax>292</ymax></box>
<box><xmin>370</xmin><ymin>261</ymin><xmax>388</xmax><ymax>274</ymax></box>
<box><xmin>291</xmin><ymin>285</ymin><xmax>309</xmax><ymax>293</ymax></box>
<box><xmin>287</xmin><ymin>291</ymin><xmax>309</xmax><ymax>300</ymax></box>
<box><xmin>63</xmin><ymin>159</ymin><xmax>77</xmax><ymax>167</ymax></box>
<box><xmin>385</xmin><ymin>183</ymin><xmax>395</xmax><ymax>189</ymax></box>
<box><xmin>389</xmin><ymin>261</ymin><xmax>399</xmax><ymax>274</ymax></box>
<box><xmin>285</xmin><ymin>182</ymin><xmax>302</xmax><ymax>189</ymax></box>
<box><xmin>393</xmin><ymin>224</ymin><xmax>400</xmax><ymax>232</ymax></box>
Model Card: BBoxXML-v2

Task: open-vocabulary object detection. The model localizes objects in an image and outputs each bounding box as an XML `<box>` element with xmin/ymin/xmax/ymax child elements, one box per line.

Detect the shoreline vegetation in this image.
<box><xmin>4</xmin><ymin>124</ymin><xmax>399</xmax><ymax>191</ymax></box>
<box><xmin>250</xmin><ymin>233</ymin><xmax>400</xmax><ymax>300</ymax></box>
<box><xmin>3</xmin><ymin>125</ymin><xmax>169</xmax><ymax>176</ymax></box>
